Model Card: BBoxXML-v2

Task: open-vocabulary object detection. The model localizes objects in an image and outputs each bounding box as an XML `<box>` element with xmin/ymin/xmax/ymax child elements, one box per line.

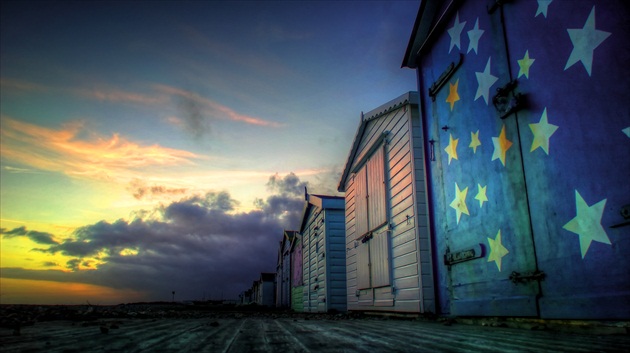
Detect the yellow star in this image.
<box><xmin>491</xmin><ymin>124</ymin><xmax>513</xmax><ymax>166</ymax></box>
<box><xmin>529</xmin><ymin>107</ymin><xmax>558</xmax><ymax>155</ymax></box>
<box><xmin>487</xmin><ymin>229</ymin><xmax>509</xmax><ymax>271</ymax></box>
<box><xmin>475</xmin><ymin>184</ymin><xmax>488</xmax><ymax>208</ymax></box>
<box><xmin>446</xmin><ymin>79</ymin><xmax>460</xmax><ymax>111</ymax></box>
<box><xmin>449</xmin><ymin>182</ymin><xmax>469</xmax><ymax>224</ymax></box>
<box><xmin>517</xmin><ymin>50</ymin><xmax>535</xmax><ymax>79</ymax></box>
<box><xmin>444</xmin><ymin>133</ymin><xmax>459</xmax><ymax>165</ymax></box>
<box><xmin>469</xmin><ymin>130</ymin><xmax>481</xmax><ymax>153</ymax></box>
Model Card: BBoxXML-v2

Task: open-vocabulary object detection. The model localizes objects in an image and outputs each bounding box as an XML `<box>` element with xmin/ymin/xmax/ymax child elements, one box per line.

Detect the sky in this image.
<box><xmin>0</xmin><ymin>0</ymin><xmax>420</xmax><ymax>304</ymax></box>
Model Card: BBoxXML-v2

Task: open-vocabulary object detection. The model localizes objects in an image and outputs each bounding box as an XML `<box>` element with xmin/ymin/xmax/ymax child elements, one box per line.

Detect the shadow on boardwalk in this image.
<box><xmin>1</xmin><ymin>303</ymin><xmax>628</xmax><ymax>352</ymax></box>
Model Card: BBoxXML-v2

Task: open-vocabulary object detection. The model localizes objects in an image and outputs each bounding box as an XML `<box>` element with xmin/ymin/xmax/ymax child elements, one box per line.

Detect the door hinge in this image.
<box><xmin>509</xmin><ymin>270</ymin><xmax>546</xmax><ymax>285</ymax></box>
<box><xmin>429</xmin><ymin>54</ymin><xmax>463</xmax><ymax>101</ymax></box>
<box><xmin>493</xmin><ymin>79</ymin><xmax>525</xmax><ymax>119</ymax></box>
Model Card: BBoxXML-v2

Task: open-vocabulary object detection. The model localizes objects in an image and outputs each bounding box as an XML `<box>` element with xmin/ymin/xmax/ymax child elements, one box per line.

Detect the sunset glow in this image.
<box><xmin>0</xmin><ymin>0</ymin><xmax>418</xmax><ymax>304</ymax></box>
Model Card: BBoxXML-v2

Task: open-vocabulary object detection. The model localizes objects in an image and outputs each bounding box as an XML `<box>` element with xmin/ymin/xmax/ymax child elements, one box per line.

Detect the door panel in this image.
<box><xmin>501</xmin><ymin>0</ymin><xmax>630</xmax><ymax>319</ymax></box>
<box><xmin>419</xmin><ymin>0</ymin><xmax>539</xmax><ymax>316</ymax></box>
<box><xmin>420</xmin><ymin>0</ymin><xmax>630</xmax><ymax>319</ymax></box>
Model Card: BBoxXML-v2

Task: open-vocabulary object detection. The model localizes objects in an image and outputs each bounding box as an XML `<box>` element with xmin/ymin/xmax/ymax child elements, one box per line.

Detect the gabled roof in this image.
<box><xmin>289</xmin><ymin>232</ymin><xmax>302</xmax><ymax>252</ymax></box>
<box><xmin>337</xmin><ymin>91</ymin><xmax>419</xmax><ymax>192</ymax></box>
<box><xmin>284</xmin><ymin>230</ymin><xmax>297</xmax><ymax>243</ymax></box>
<box><xmin>298</xmin><ymin>193</ymin><xmax>345</xmax><ymax>233</ymax></box>
<box><xmin>402</xmin><ymin>0</ymin><xmax>459</xmax><ymax>69</ymax></box>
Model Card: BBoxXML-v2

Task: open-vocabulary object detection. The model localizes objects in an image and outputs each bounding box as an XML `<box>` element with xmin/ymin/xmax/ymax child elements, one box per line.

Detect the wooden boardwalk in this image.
<box><xmin>1</xmin><ymin>316</ymin><xmax>628</xmax><ymax>352</ymax></box>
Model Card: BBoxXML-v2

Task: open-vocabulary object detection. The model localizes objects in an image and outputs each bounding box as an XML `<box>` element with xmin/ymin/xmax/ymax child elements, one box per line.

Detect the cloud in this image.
<box><xmin>0</xmin><ymin>116</ymin><xmax>201</xmax><ymax>182</ymax></box>
<box><xmin>0</xmin><ymin>78</ymin><xmax>49</xmax><ymax>93</ymax></box>
<box><xmin>2</xmin><ymin>166</ymin><xmax>42</xmax><ymax>174</ymax></box>
<box><xmin>4</xmin><ymin>174</ymin><xmax>311</xmax><ymax>301</ymax></box>
<box><xmin>0</xmin><ymin>78</ymin><xmax>168</xmax><ymax>106</ymax></box>
<box><xmin>156</xmin><ymin>84</ymin><xmax>284</xmax><ymax>128</ymax></box>
<box><xmin>2</xmin><ymin>226</ymin><xmax>59</xmax><ymax>245</ymax></box>
<box><xmin>127</xmin><ymin>178</ymin><xmax>188</xmax><ymax>200</ymax></box>
<box><xmin>266</xmin><ymin>172</ymin><xmax>308</xmax><ymax>196</ymax></box>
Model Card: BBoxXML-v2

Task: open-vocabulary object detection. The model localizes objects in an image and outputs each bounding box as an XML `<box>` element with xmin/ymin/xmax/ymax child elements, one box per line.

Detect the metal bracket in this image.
<box><xmin>429</xmin><ymin>54</ymin><xmax>463</xmax><ymax>102</ymax></box>
<box><xmin>509</xmin><ymin>270</ymin><xmax>546</xmax><ymax>285</ymax></box>
<box><xmin>492</xmin><ymin>79</ymin><xmax>524</xmax><ymax>119</ymax></box>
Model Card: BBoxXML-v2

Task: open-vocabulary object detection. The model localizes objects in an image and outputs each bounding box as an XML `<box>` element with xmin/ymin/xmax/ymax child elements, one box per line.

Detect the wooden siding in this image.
<box><xmin>344</xmin><ymin>94</ymin><xmax>432</xmax><ymax>313</ymax></box>
<box><xmin>291</xmin><ymin>286</ymin><xmax>304</xmax><ymax>312</ymax></box>
<box><xmin>367</xmin><ymin>146</ymin><xmax>387</xmax><ymax>231</ymax></box>
<box><xmin>302</xmin><ymin>199</ymin><xmax>346</xmax><ymax>313</ymax></box>
<box><xmin>325</xmin><ymin>209</ymin><xmax>347</xmax><ymax>311</ymax></box>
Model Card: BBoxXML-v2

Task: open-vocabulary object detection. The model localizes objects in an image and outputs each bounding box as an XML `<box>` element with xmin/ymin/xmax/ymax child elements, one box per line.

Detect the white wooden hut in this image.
<box><xmin>300</xmin><ymin>193</ymin><xmax>346</xmax><ymax>312</ymax></box>
<box><xmin>338</xmin><ymin>92</ymin><xmax>434</xmax><ymax>313</ymax></box>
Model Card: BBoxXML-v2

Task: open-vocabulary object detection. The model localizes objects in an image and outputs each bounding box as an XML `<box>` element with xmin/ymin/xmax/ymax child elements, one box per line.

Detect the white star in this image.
<box><xmin>565</xmin><ymin>6</ymin><xmax>611</xmax><ymax>76</ymax></box>
<box><xmin>467</xmin><ymin>18</ymin><xmax>484</xmax><ymax>54</ymax></box>
<box><xmin>563</xmin><ymin>190</ymin><xmax>611</xmax><ymax>259</ymax></box>
<box><xmin>529</xmin><ymin>107</ymin><xmax>558</xmax><ymax>155</ymax></box>
<box><xmin>448</xmin><ymin>12</ymin><xmax>466</xmax><ymax>53</ymax></box>
<box><xmin>475</xmin><ymin>57</ymin><xmax>498</xmax><ymax>105</ymax></box>
<box><xmin>536</xmin><ymin>0</ymin><xmax>553</xmax><ymax>18</ymax></box>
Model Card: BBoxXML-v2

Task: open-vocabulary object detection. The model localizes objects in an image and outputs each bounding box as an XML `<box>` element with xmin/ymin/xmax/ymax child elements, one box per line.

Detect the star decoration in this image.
<box><xmin>487</xmin><ymin>230</ymin><xmax>509</xmax><ymax>271</ymax></box>
<box><xmin>529</xmin><ymin>107</ymin><xmax>558</xmax><ymax>155</ymax></box>
<box><xmin>491</xmin><ymin>124</ymin><xmax>513</xmax><ymax>166</ymax></box>
<box><xmin>565</xmin><ymin>6</ymin><xmax>611</xmax><ymax>76</ymax></box>
<box><xmin>517</xmin><ymin>50</ymin><xmax>535</xmax><ymax>79</ymax></box>
<box><xmin>449</xmin><ymin>183</ymin><xmax>469</xmax><ymax>224</ymax></box>
<box><xmin>475</xmin><ymin>57</ymin><xmax>498</xmax><ymax>105</ymax></box>
<box><xmin>447</xmin><ymin>12</ymin><xmax>466</xmax><ymax>53</ymax></box>
<box><xmin>563</xmin><ymin>190</ymin><xmax>610</xmax><ymax>259</ymax></box>
<box><xmin>622</xmin><ymin>127</ymin><xmax>630</xmax><ymax>138</ymax></box>
<box><xmin>536</xmin><ymin>0</ymin><xmax>553</xmax><ymax>18</ymax></box>
<box><xmin>475</xmin><ymin>184</ymin><xmax>488</xmax><ymax>208</ymax></box>
<box><xmin>444</xmin><ymin>133</ymin><xmax>459</xmax><ymax>165</ymax></box>
<box><xmin>446</xmin><ymin>79</ymin><xmax>460</xmax><ymax>111</ymax></box>
<box><xmin>469</xmin><ymin>130</ymin><xmax>481</xmax><ymax>153</ymax></box>
<box><xmin>467</xmin><ymin>18</ymin><xmax>484</xmax><ymax>54</ymax></box>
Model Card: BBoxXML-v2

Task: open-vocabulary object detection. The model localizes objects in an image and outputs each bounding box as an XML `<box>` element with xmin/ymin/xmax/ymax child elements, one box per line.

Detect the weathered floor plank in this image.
<box><xmin>1</xmin><ymin>317</ymin><xmax>628</xmax><ymax>353</ymax></box>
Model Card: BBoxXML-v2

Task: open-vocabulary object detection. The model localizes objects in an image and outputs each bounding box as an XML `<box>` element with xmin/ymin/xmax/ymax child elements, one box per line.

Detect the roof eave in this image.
<box><xmin>337</xmin><ymin>92</ymin><xmax>419</xmax><ymax>192</ymax></box>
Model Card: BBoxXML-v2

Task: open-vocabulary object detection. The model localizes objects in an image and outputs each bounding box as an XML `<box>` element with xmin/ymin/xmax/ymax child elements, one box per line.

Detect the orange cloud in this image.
<box><xmin>0</xmin><ymin>116</ymin><xmax>201</xmax><ymax>181</ymax></box>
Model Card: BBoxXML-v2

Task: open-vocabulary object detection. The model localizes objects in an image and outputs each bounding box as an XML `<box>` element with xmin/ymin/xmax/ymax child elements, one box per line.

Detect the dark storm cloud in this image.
<box><xmin>127</xmin><ymin>179</ymin><xmax>188</xmax><ymax>200</ymax></box>
<box><xmin>7</xmin><ymin>174</ymin><xmax>312</xmax><ymax>301</ymax></box>
<box><xmin>266</xmin><ymin>172</ymin><xmax>308</xmax><ymax>196</ymax></box>
<box><xmin>2</xmin><ymin>226</ymin><xmax>59</xmax><ymax>245</ymax></box>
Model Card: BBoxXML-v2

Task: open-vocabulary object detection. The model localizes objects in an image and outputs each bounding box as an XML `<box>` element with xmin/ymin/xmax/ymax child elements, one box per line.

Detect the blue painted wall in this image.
<box><xmin>408</xmin><ymin>0</ymin><xmax>629</xmax><ymax>319</ymax></box>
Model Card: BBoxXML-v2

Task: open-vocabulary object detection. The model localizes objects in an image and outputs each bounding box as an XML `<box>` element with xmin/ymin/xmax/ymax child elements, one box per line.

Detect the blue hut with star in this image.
<box><xmin>402</xmin><ymin>0</ymin><xmax>629</xmax><ymax>319</ymax></box>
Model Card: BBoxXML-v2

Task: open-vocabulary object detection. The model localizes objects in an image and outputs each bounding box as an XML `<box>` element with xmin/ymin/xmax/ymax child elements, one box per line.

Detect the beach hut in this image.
<box><xmin>290</xmin><ymin>233</ymin><xmax>304</xmax><ymax>312</ymax></box>
<box><xmin>300</xmin><ymin>193</ymin><xmax>346</xmax><ymax>312</ymax></box>
<box><xmin>402</xmin><ymin>0</ymin><xmax>630</xmax><ymax>319</ymax></box>
<box><xmin>338</xmin><ymin>92</ymin><xmax>434</xmax><ymax>313</ymax></box>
